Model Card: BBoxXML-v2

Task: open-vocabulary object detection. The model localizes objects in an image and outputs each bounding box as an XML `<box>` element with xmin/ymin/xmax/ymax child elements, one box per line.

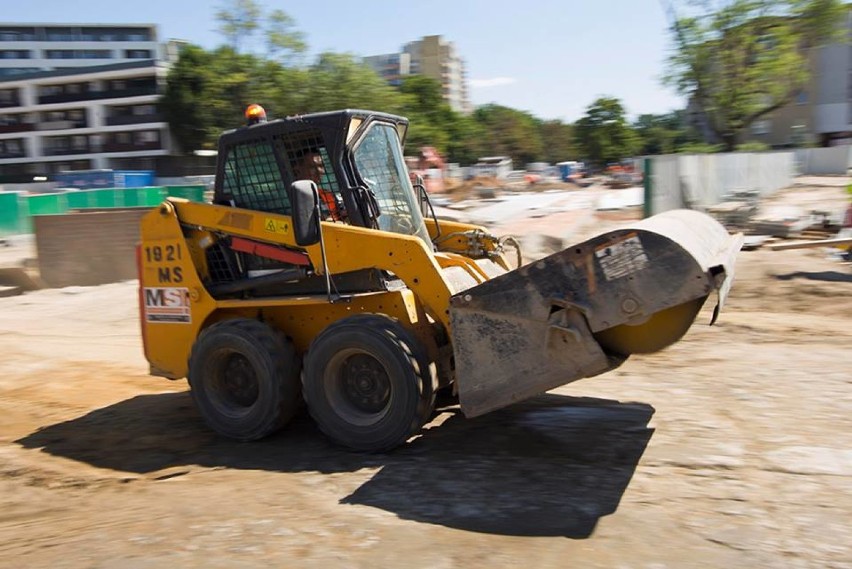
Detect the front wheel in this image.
<box><xmin>303</xmin><ymin>315</ymin><xmax>436</xmax><ymax>452</ymax></box>
<box><xmin>188</xmin><ymin>319</ymin><xmax>301</xmax><ymax>441</ymax></box>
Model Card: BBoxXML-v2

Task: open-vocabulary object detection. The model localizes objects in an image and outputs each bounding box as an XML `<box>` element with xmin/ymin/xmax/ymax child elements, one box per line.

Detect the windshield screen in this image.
<box><xmin>353</xmin><ymin>123</ymin><xmax>431</xmax><ymax>246</ymax></box>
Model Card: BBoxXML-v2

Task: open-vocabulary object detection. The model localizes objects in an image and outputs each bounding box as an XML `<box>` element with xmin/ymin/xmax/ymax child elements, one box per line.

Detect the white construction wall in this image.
<box><xmin>647</xmin><ymin>152</ymin><xmax>796</xmax><ymax>215</ymax></box>
<box><xmin>794</xmin><ymin>146</ymin><xmax>852</xmax><ymax>175</ymax></box>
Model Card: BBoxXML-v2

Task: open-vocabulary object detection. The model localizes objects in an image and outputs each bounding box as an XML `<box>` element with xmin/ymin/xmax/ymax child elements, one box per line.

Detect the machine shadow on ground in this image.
<box><xmin>17</xmin><ymin>391</ymin><xmax>655</xmax><ymax>539</ymax></box>
<box><xmin>774</xmin><ymin>270</ymin><xmax>852</xmax><ymax>283</ymax></box>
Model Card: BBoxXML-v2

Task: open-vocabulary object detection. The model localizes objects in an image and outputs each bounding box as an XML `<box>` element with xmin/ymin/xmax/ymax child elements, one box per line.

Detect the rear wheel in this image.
<box><xmin>188</xmin><ymin>319</ymin><xmax>301</xmax><ymax>441</ymax></box>
<box><xmin>303</xmin><ymin>315</ymin><xmax>436</xmax><ymax>452</ymax></box>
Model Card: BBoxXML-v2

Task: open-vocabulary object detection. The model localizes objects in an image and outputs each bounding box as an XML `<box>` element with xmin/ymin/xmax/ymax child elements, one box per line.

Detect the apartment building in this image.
<box><xmin>0</xmin><ymin>60</ymin><xmax>170</xmax><ymax>176</ymax></box>
<box><xmin>0</xmin><ymin>24</ymin><xmax>161</xmax><ymax>78</ymax></box>
<box><xmin>364</xmin><ymin>35</ymin><xmax>471</xmax><ymax>114</ymax></box>
<box><xmin>0</xmin><ymin>23</ymin><xmax>178</xmax><ymax>177</ymax></box>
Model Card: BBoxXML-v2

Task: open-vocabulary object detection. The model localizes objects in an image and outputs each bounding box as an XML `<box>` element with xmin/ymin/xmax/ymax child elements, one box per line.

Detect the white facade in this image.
<box><xmin>0</xmin><ymin>61</ymin><xmax>170</xmax><ymax>174</ymax></box>
<box><xmin>0</xmin><ymin>24</ymin><xmax>161</xmax><ymax>78</ymax></box>
<box><xmin>0</xmin><ymin>23</ymin><xmax>174</xmax><ymax>176</ymax></box>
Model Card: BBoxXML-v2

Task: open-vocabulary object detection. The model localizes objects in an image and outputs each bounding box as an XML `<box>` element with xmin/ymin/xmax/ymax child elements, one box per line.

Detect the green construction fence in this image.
<box><xmin>0</xmin><ymin>192</ymin><xmax>26</xmax><ymax>236</ymax></box>
<box><xmin>0</xmin><ymin>185</ymin><xmax>206</xmax><ymax>235</ymax></box>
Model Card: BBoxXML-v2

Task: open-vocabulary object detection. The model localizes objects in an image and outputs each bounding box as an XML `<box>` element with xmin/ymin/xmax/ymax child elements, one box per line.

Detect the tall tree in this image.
<box><xmin>573</xmin><ymin>97</ymin><xmax>639</xmax><ymax>166</ymax></box>
<box><xmin>215</xmin><ymin>0</ymin><xmax>263</xmax><ymax>53</ymax></box>
<box><xmin>473</xmin><ymin>105</ymin><xmax>544</xmax><ymax>166</ymax></box>
<box><xmin>265</xmin><ymin>9</ymin><xmax>307</xmax><ymax>64</ymax></box>
<box><xmin>538</xmin><ymin>120</ymin><xmax>576</xmax><ymax>163</ymax></box>
<box><xmin>300</xmin><ymin>53</ymin><xmax>407</xmax><ymax>114</ymax></box>
<box><xmin>161</xmin><ymin>45</ymin><xmax>215</xmax><ymax>153</ymax></box>
<box><xmin>665</xmin><ymin>0</ymin><xmax>843</xmax><ymax>151</ymax></box>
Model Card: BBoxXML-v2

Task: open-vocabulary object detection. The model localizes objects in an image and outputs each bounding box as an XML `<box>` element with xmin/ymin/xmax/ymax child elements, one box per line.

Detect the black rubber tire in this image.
<box><xmin>188</xmin><ymin>318</ymin><xmax>301</xmax><ymax>441</ymax></box>
<box><xmin>303</xmin><ymin>314</ymin><xmax>436</xmax><ymax>452</ymax></box>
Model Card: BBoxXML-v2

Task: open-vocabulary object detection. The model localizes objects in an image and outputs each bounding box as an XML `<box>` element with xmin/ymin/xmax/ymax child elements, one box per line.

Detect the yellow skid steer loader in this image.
<box><xmin>138</xmin><ymin>107</ymin><xmax>742</xmax><ymax>451</ymax></box>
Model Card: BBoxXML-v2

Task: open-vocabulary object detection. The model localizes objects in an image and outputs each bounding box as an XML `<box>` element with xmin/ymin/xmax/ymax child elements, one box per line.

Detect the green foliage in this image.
<box><xmin>573</xmin><ymin>97</ymin><xmax>639</xmax><ymax>166</ymax></box>
<box><xmin>170</xmin><ymin>3</ymin><xmax>670</xmax><ymax>165</ymax></box>
<box><xmin>675</xmin><ymin>142</ymin><xmax>724</xmax><ymax>153</ymax></box>
<box><xmin>472</xmin><ymin>105</ymin><xmax>545</xmax><ymax>166</ymax></box>
<box><xmin>215</xmin><ymin>0</ymin><xmax>262</xmax><ymax>52</ymax></box>
<box><xmin>735</xmin><ymin>141</ymin><xmax>771</xmax><ymax>151</ymax></box>
<box><xmin>665</xmin><ymin>0</ymin><xmax>843</xmax><ymax>151</ymax></box>
<box><xmin>161</xmin><ymin>45</ymin><xmax>216</xmax><ymax>152</ymax></box>
<box><xmin>300</xmin><ymin>53</ymin><xmax>408</xmax><ymax>114</ymax></box>
<box><xmin>632</xmin><ymin>111</ymin><xmax>702</xmax><ymax>156</ymax></box>
<box><xmin>162</xmin><ymin>47</ymin><xmax>409</xmax><ymax>153</ymax></box>
<box><xmin>539</xmin><ymin>120</ymin><xmax>576</xmax><ymax>163</ymax></box>
<box><xmin>265</xmin><ymin>9</ymin><xmax>307</xmax><ymax>64</ymax></box>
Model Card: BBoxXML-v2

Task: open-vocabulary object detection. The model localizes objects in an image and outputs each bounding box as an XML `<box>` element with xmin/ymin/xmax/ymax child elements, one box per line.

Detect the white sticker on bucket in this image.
<box><xmin>595</xmin><ymin>233</ymin><xmax>649</xmax><ymax>281</ymax></box>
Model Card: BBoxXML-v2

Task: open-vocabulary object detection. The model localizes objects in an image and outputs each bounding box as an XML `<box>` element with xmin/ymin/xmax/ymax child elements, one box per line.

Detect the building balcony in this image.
<box><xmin>36</xmin><ymin>120</ymin><xmax>88</xmax><ymax>131</ymax></box>
<box><xmin>105</xmin><ymin>113</ymin><xmax>163</xmax><ymax>126</ymax></box>
<box><xmin>0</xmin><ymin>123</ymin><xmax>35</xmax><ymax>134</ymax></box>
<box><xmin>44</xmin><ymin>146</ymin><xmax>90</xmax><ymax>156</ymax></box>
<box><xmin>0</xmin><ymin>100</ymin><xmax>22</xmax><ymax>109</ymax></box>
<box><xmin>101</xmin><ymin>141</ymin><xmax>162</xmax><ymax>153</ymax></box>
<box><xmin>37</xmin><ymin>86</ymin><xmax>158</xmax><ymax>105</ymax></box>
<box><xmin>0</xmin><ymin>150</ymin><xmax>26</xmax><ymax>159</ymax></box>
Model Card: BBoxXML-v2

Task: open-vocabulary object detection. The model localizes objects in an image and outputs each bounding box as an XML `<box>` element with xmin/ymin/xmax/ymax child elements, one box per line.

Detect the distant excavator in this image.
<box><xmin>406</xmin><ymin>146</ymin><xmax>446</xmax><ymax>193</ymax></box>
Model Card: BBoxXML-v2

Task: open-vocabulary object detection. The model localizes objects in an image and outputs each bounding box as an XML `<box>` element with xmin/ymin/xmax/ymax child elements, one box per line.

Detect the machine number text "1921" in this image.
<box><xmin>145</xmin><ymin>243</ymin><xmax>185</xmax><ymax>284</ymax></box>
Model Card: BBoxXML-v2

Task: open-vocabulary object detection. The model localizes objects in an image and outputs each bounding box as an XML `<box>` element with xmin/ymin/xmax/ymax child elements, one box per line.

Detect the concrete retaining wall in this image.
<box><xmin>33</xmin><ymin>209</ymin><xmax>148</xmax><ymax>288</ymax></box>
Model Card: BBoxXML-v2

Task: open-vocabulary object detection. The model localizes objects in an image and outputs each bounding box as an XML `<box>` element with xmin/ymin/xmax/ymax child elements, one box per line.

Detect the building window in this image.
<box><xmin>0</xmin><ymin>68</ymin><xmax>38</xmax><ymax>77</ymax></box>
<box><xmin>45</xmin><ymin>50</ymin><xmax>75</xmax><ymax>59</ymax></box>
<box><xmin>0</xmin><ymin>29</ymin><xmax>36</xmax><ymax>41</ymax></box>
<box><xmin>46</xmin><ymin>29</ymin><xmax>76</xmax><ymax>41</ymax></box>
<box><xmin>135</xmin><ymin>130</ymin><xmax>159</xmax><ymax>144</ymax></box>
<box><xmin>124</xmin><ymin>49</ymin><xmax>152</xmax><ymax>59</ymax></box>
<box><xmin>79</xmin><ymin>50</ymin><xmax>111</xmax><ymax>59</ymax></box>
<box><xmin>0</xmin><ymin>89</ymin><xmax>18</xmax><ymax>103</ymax></box>
<box><xmin>751</xmin><ymin>119</ymin><xmax>772</xmax><ymax>135</ymax></box>
<box><xmin>0</xmin><ymin>50</ymin><xmax>30</xmax><ymax>59</ymax></box>
<box><xmin>133</xmin><ymin>105</ymin><xmax>156</xmax><ymax>116</ymax></box>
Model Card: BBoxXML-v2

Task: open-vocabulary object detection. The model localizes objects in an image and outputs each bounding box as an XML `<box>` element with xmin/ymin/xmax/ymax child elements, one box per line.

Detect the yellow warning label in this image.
<box><xmin>264</xmin><ymin>218</ymin><xmax>289</xmax><ymax>234</ymax></box>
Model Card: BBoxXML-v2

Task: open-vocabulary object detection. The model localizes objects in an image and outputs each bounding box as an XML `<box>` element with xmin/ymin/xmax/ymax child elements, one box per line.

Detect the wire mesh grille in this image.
<box><xmin>275</xmin><ymin>130</ymin><xmax>343</xmax><ymax>220</ymax></box>
<box><xmin>205</xmin><ymin>241</ymin><xmax>240</xmax><ymax>283</ymax></box>
<box><xmin>221</xmin><ymin>139</ymin><xmax>290</xmax><ymax>214</ymax></box>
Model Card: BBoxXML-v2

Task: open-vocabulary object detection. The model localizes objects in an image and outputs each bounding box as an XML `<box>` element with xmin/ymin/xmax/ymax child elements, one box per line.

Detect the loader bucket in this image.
<box><xmin>449</xmin><ymin>209</ymin><xmax>743</xmax><ymax>418</ymax></box>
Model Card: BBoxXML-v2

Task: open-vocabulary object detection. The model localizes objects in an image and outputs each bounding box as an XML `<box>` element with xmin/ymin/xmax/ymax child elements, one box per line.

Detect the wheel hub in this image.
<box><xmin>221</xmin><ymin>353</ymin><xmax>259</xmax><ymax>407</ymax></box>
<box><xmin>341</xmin><ymin>354</ymin><xmax>390</xmax><ymax>414</ymax></box>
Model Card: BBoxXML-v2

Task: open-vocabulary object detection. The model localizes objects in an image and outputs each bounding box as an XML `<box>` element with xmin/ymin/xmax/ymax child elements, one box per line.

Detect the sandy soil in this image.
<box><xmin>1</xmin><ymin>224</ymin><xmax>851</xmax><ymax>568</ymax></box>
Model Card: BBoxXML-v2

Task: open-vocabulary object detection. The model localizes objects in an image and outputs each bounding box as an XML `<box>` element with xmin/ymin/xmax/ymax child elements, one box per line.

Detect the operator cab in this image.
<box><xmin>213</xmin><ymin>106</ymin><xmax>431</xmax><ymax>247</ymax></box>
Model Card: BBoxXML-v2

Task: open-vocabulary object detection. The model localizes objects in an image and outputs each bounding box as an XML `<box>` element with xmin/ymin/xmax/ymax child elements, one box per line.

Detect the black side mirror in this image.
<box><xmin>289</xmin><ymin>180</ymin><xmax>321</xmax><ymax>246</ymax></box>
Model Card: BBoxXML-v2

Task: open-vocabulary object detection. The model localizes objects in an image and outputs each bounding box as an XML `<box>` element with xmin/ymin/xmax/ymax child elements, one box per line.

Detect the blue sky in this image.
<box><xmin>3</xmin><ymin>0</ymin><xmax>686</xmax><ymax>122</ymax></box>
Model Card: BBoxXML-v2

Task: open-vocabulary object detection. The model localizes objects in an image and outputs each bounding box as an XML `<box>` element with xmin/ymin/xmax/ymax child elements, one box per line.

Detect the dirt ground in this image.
<box><xmin>1</xmin><ymin>213</ymin><xmax>851</xmax><ymax>568</ymax></box>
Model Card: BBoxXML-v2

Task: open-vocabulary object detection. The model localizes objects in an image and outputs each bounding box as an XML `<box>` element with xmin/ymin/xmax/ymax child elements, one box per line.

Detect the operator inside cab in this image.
<box><xmin>292</xmin><ymin>149</ymin><xmax>345</xmax><ymax>222</ymax></box>
<box><xmin>244</xmin><ymin>104</ymin><xmax>345</xmax><ymax>222</ymax></box>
